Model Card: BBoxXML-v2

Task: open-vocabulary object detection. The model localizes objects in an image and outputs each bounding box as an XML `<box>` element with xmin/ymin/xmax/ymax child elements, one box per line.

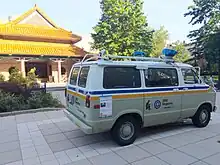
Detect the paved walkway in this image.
<box><xmin>0</xmin><ymin>109</ymin><xmax>220</xmax><ymax>165</ymax></box>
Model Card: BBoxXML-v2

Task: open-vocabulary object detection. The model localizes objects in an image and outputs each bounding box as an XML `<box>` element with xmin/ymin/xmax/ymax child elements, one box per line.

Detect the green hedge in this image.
<box><xmin>0</xmin><ymin>91</ymin><xmax>63</xmax><ymax>113</ymax></box>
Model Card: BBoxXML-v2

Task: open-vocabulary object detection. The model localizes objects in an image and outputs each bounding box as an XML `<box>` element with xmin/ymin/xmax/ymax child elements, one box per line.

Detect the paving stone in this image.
<box><xmin>177</xmin><ymin>143</ymin><xmax>218</xmax><ymax>159</ymax></box>
<box><xmin>54</xmin><ymin>151</ymin><xmax>72</xmax><ymax>165</ymax></box>
<box><xmin>64</xmin><ymin>130</ymin><xmax>86</xmax><ymax>139</ymax></box>
<box><xmin>33</xmin><ymin>113</ymin><xmax>49</xmax><ymax>121</ymax></box>
<box><xmin>23</xmin><ymin>156</ymin><xmax>41</xmax><ymax>165</ymax></box>
<box><xmin>35</xmin><ymin>144</ymin><xmax>53</xmax><ymax>156</ymax></box>
<box><xmin>44</xmin><ymin>133</ymin><xmax>67</xmax><ymax>143</ymax></box>
<box><xmin>190</xmin><ymin>161</ymin><xmax>209</xmax><ymax>165</ymax></box>
<box><xmin>0</xmin><ymin>141</ymin><xmax>20</xmax><ymax>153</ymax></box>
<box><xmin>41</xmin><ymin>127</ymin><xmax>62</xmax><ymax>136</ymax></box>
<box><xmin>156</xmin><ymin>149</ymin><xmax>198</xmax><ymax>165</ymax></box>
<box><xmin>65</xmin><ymin>159</ymin><xmax>92</xmax><ymax>165</ymax></box>
<box><xmin>70</xmin><ymin>135</ymin><xmax>99</xmax><ymax>147</ymax></box>
<box><xmin>55</xmin><ymin>121</ymin><xmax>78</xmax><ymax>132</ymax></box>
<box><xmin>78</xmin><ymin>145</ymin><xmax>94</xmax><ymax>153</ymax></box>
<box><xmin>41</xmin><ymin>160</ymin><xmax>59</xmax><ymax>165</ymax></box>
<box><xmin>0</xmin><ymin>134</ymin><xmax>18</xmax><ymax>144</ymax></box>
<box><xmin>16</xmin><ymin>114</ymin><xmax>34</xmax><ymax>123</ymax></box>
<box><xmin>203</xmin><ymin>152</ymin><xmax>220</xmax><ymax>165</ymax></box>
<box><xmin>49</xmin><ymin>140</ymin><xmax>75</xmax><ymax>152</ymax></box>
<box><xmin>39</xmin><ymin>154</ymin><xmax>56</xmax><ymax>163</ymax></box>
<box><xmin>89</xmin><ymin>152</ymin><xmax>127</xmax><ymax>165</ymax></box>
<box><xmin>38</xmin><ymin>123</ymin><xmax>56</xmax><ymax>130</ymax></box>
<box><xmin>45</xmin><ymin>111</ymin><xmax>64</xmax><ymax>119</ymax></box>
<box><xmin>90</xmin><ymin>141</ymin><xmax>113</xmax><ymax>154</ymax></box>
<box><xmin>4</xmin><ymin>160</ymin><xmax>23</xmax><ymax>165</ymax></box>
<box><xmin>131</xmin><ymin>156</ymin><xmax>169</xmax><ymax>165</ymax></box>
<box><xmin>21</xmin><ymin>147</ymin><xmax>38</xmax><ymax>159</ymax></box>
<box><xmin>32</xmin><ymin>137</ymin><xmax>47</xmax><ymax>146</ymax></box>
<box><xmin>138</xmin><ymin>140</ymin><xmax>172</xmax><ymax>155</ymax></box>
<box><xmin>83</xmin><ymin>150</ymin><xmax>99</xmax><ymax>158</ymax></box>
<box><xmin>0</xmin><ymin>150</ymin><xmax>22</xmax><ymax>165</ymax></box>
<box><xmin>157</xmin><ymin>132</ymin><xmax>203</xmax><ymax>148</ymax></box>
<box><xmin>115</xmin><ymin>145</ymin><xmax>151</xmax><ymax>163</ymax></box>
<box><xmin>65</xmin><ymin>148</ymin><xmax>86</xmax><ymax>162</ymax></box>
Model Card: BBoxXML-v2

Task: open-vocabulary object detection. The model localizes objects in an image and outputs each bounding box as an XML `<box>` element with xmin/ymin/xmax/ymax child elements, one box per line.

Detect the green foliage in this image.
<box><xmin>0</xmin><ymin>91</ymin><xmax>63</xmax><ymax>113</ymax></box>
<box><xmin>0</xmin><ymin>73</ymin><xmax>5</xmax><ymax>82</ymax></box>
<box><xmin>0</xmin><ymin>92</ymin><xmax>27</xmax><ymax>112</ymax></box>
<box><xmin>184</xmin><ymin>0</ymin><xmax>220</xmax><ymax>80</ymax></box>
<box><xmin>26</xmin><ymin>68</ymin><xmax>39</xmax><ymax>88</ymax></box>
<box><xmin>150</xmin><ymin>26</ymin><xmax>169</xmax><ymax>57</ymax></box>
<box><xmin>91</xmin><ymin>0</ymin><xmax>153</xmax><ymax>56</ymax></box>
<box><xmin>172</xmin><ymin>41</ymin><xmax>191</xmax><ymax>62</ymax></box>
<box><xmin>27</xmin><ymin>92</ymin><xmax>62</xmax><ymax>109</ymax></box>
<box><xmin>8</xmin><ymin>67</ymin><xmax>26</xmax><ymax>85</ymax></box>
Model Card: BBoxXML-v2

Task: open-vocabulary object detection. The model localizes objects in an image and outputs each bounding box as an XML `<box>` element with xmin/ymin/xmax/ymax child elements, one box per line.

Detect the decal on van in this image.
<box><xmin>146</xmin><ymin>100</ymin><xmax>151</xmax><ymax>110</ymax></box>
<box><xmin>154</xmin><ymin>100</ymin><xmax>161</xmax><ymax>109</ymax></box>
<box><xmin>100</xmin><ymin>96</ymin><xmax>112</xmax><ymax>118</ymax></box>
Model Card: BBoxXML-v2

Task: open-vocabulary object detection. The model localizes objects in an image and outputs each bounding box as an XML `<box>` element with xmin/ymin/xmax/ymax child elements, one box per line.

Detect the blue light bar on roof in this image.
<box><xmin>132</xmin><ymin>51</ymin><xmax>146</xmax><ymax>57</ymax></box>
<box><xmin>162</xmin><ymin>48</ymin><xmax>178</xmax><ymax>57</ymax></box>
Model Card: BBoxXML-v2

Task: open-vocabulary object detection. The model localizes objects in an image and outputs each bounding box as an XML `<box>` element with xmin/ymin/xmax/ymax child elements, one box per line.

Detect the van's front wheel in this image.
<box><xmin>111</xmin><ymin>116</ymin><xmax>139</xmax><ymax>146</ymax></box>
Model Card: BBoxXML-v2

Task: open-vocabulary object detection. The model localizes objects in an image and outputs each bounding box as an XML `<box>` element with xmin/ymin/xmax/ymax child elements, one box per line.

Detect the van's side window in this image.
<box><xmin>145</xmin><ymin>68</ymin><xmax>178</xmax><ymax>87</ymax></box>
<box><xmin>181</xmin><ymin>68</ymin><xmax>199</xmax><ymax>84</ymax></box>
<box><xmin>103</xmin><ymin>67</ymin><xmax>141</xmax><ymax>89</ymax></box>
<box><xmin>70</xmin><ymin>67</ymin><xmax>80</xmax><ymax>85</ymax></box>
<box><xmin>78</xmin><ymin>67</ymin><xmax>90</xmax><ymax>88</ymax></box>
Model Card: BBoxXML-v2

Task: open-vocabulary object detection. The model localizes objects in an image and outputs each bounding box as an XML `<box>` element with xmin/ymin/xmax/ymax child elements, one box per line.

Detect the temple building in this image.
<box><xmin>0</xmin><ymin>5</ymin><xmax>86</xmax><ymax>83</ymax></box>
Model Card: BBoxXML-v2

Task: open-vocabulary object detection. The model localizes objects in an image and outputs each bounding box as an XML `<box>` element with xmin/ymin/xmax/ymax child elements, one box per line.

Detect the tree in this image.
<box><xmin>91</xmin><ymin>0</ymin><xmax>153</xmax><ymax>56</ymax></box>
<box><xmin>184</xmin><ymin>0</ymin><xmax>220</xmax><ymax>79</ymax></box>
<box><xmin>172</xmin><ymin>41</ymin><xmax>191</xmax><ymax>62</ymax></box>
<box><xmin>150</xmin><ymin>26</ymin><xmax>169</xmax><ymax>57</ymax></box>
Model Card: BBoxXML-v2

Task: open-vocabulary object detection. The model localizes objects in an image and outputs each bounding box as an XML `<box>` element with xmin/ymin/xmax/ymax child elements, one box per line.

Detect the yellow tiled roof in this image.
<box><xmin>0</xmin><ymin>24</ymin><xmax>81</xmax><ymax>42</ymax></box>
<box><xmin>0</xmin><ymin>39</ymin><xmax>85</xmax><ymax>57</ymax></box>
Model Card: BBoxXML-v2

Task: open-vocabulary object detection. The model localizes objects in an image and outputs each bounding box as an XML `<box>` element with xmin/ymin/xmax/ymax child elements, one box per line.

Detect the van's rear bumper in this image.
<box><xmin>64</xmin><ymin>110</ymin><xmax>93</xmax><ymax>134</ymax></box>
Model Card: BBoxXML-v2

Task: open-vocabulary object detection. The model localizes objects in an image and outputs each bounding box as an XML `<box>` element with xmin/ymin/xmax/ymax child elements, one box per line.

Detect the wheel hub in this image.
<box><xmin>200</xmin><ymin>110</ymin><xmax>208</xmax><ymax>123</ymax></box>
<box><xmin>120</xmin><ymin>122</ymin><xmax>134</xmax><ymax>140</ymax></box>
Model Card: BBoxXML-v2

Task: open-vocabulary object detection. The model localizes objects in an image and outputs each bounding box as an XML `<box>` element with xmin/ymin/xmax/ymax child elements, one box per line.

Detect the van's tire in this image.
<box><xmin>192</xmin><ymin>105</ymin><xmax>211</xmax><ymax>128</ymax></box>
<box><xmin>111</xmin><ymin>116</ymin><xmax>139</xmax><ymax>146</ymax></box>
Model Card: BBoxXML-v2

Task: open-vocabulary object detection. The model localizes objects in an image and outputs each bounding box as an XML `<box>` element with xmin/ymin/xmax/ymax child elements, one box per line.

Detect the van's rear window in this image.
<box><xmin>78</xmin><ymin>67</ymin><xmax>90</xmax><ymax>88</ymax></box>
<box><xmin>70</xmin><ymin>67</ymin><xmax>80</xmax><ymax>85</ymax></box>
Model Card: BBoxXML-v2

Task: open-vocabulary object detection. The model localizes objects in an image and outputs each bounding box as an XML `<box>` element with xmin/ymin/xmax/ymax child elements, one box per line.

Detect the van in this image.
<box><xmin>64</xmin><ymin>50</ymin><xmax>217</xmax><ymax>146</ymax></box>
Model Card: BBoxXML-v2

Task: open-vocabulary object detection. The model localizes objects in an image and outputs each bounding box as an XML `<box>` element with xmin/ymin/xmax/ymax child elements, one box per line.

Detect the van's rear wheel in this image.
<box><xmin>192</xmin><ymin>105</ymin><xmax>211</xmax><ymax>128</ymax></box>
<box><xmin>111</xmin><ymin>116</ymin><xmax>139</xmax><ymax>146</ymax></box>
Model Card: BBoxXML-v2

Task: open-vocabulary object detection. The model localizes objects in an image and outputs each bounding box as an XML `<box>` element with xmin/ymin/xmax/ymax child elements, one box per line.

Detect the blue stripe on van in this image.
<box><xmin>67</xmin><ymin>85</ymin><xmax>209</xmax><ymax>95</ymax></box>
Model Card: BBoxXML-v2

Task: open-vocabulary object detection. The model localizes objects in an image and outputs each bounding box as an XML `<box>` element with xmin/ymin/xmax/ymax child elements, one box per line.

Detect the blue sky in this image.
<box><xmin>1</xmin><ymin>0</ymin><xmax>195</xmax><ymax>49</ymax></box>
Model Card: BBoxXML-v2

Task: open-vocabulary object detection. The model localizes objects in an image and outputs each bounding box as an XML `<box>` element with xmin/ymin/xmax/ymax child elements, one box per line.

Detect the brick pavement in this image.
<box><xmin>0</xmin><ymin>109</ymin><xmax>220</xmax><ymax>165</ymax></box>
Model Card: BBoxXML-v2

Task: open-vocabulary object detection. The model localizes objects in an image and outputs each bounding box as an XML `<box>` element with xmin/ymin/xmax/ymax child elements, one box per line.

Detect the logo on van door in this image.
<box><xmin>154</xmin><ymin>100</ymin><xmax>161</xmax><ymax>109</ymax></box>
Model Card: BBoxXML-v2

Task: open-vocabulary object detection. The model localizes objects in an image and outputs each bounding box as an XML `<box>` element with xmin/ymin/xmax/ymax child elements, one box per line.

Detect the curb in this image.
<box><xmin>0</xmin><ymin>108</ymin><xmax>66</xmax><ymax>117</ymax></box>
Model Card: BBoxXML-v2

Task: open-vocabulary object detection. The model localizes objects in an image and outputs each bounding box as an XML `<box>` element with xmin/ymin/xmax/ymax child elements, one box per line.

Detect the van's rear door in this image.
<box><xmin>67</xmin><ymin>66</ymin><xmax>90</xmax><ymax>120</ymax></box>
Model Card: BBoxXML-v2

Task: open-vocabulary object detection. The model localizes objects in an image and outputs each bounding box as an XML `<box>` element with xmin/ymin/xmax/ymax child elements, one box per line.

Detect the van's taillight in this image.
<box><xmin>94</xmin><ymin>104</ymin><xmax>100</xmax><ymax>109</ymax></box>
<box><xmin>85</xmin><ymin>95</ymin><xmax>90</xmax><ymax>108</ymax></box>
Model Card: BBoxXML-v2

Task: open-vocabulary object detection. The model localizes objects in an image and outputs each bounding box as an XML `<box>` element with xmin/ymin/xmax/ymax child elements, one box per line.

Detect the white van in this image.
<box><xmin>64</xmin><ymin>50</ymin><xmax>217</xmax><ymax>146</ymax></box>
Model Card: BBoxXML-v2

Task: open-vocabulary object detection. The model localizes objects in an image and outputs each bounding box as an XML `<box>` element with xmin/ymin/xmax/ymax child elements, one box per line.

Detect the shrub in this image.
<box><xmin>8</xmin><ymin>67</ymin><xmax>26</xmax><ymax>86</ymax></box>
<box><xmin>0</xmin><ymin>91</ymin><xmax>63</xmax><ymax>112</ymax></box>
<box><xmin>26</xmin><ymin>68</ymin><xmax>39</xmax><ymax>88</ymax></box>
<box><xmin>0</xmin><ymin>91</ymin><xmax>27</xmax><ymax>112</ymax></box>
<box><xmin>0</xmin><ymin>73</ymin><xmax>5</xmax><ymax>82</ymax></box>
